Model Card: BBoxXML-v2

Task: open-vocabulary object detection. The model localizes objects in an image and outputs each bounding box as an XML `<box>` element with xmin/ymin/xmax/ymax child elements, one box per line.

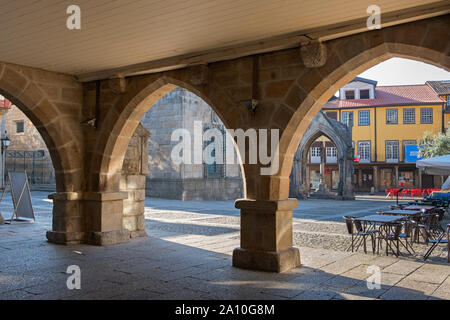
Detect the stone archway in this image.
<box><xmin>0</xmin><ymin>62</ymin><xmax>85</xmax><ymax>244</ymax></box>
<box><xmin>29</xmin><ymin>14</ymin><xmax>447</xmax><ymax>272</ymax></box>
<box><xmin>84</xmin><ymin>74</ymin><xmax>247</xmax><ymax>245</ymax></box>
<box><xmin>276</xmin><ymin>15</ymin><xmax>450</xmax><ymax>203</ymax></box>
<box><xmin>91</xmin><ymin>75</ymin><xmax>245</xmax><ymax>194</ymax></box>
<box><xmin>289</xmin><ymin>111</ymin><xmax>354</xmax><ymax>200</ymax></box>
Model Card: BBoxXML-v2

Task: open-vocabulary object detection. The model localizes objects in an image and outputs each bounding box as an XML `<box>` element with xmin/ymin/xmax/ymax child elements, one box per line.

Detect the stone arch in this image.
<box><xmin>289</xmin><ymin>111</ymin><xmax>354</xmax><ymax>200</ymax></box>
<box><xmin>93</xmin><ymin>75</ymin><xmax>246</xmax><ymax>194</ymax></box>
<box><xmin>0</xmin><ymin>64</ymin><xmax>83</xmax><ymax>193</ymax></box>
<box><xmin>273</xmin><ymin>15</ymin><xmax>449</xmax><ymax>200</ymax></box>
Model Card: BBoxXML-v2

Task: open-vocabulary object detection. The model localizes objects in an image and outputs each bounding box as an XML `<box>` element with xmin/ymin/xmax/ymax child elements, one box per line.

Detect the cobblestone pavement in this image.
<box><xmin>0</xmin><ymin>192</ymin><xmax>449</xmax><ymax>300</ymax></box>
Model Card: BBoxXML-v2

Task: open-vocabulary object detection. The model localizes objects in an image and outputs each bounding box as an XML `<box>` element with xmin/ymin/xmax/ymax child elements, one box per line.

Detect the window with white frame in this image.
<box><xmin>403</xmin><ymin>108</ymin><xmax>415</xmax><ymax>124</ymax></box>
<box><xmin>358</xmin><ymin>141</ymin><xmax>371</xmax><ymax>162</ymax></box>
<box><xmin>345</xmin><ymin>90</ymin><xmax>355</xmax><ymax>100</ymax></box>
<box><xmin>386</xmin><ymin>140</ymin><xmax>399</xmax><ymax>163</ymax></box>
<box><xmin>386</xmin><ymin>109</ymin><xmax>398</xmax><ymax>124</ymax></box>
<box><xmin>420</xmin><ymin>108</ymin><xmax>433</xmax><ymax>124</ymax></box>
<box><xmin>358</xmin><ymin>110</ymin><xmax>370</xmax><ymax>126</ymax></box>
<box><xmin>310</xmin><ymin>147</ymin><xmax>321</xmax><ymax>163</ymax></box>
<box><xmin>326</xmin><ymin>147</ymin><xmax>337</xmax><ymax>163</ymax></box>
<box><xmin>359</xmin><ymin>89</ymin><xmax>370</xmax><ymax>99</ymax></box>
<box><xmin>341</xmin><ymin>111</ymin><xmax>353</xmax><ymax>127</ymax></box>
<box><xmin>402</xmin><ymin>140</ymin><xmax>416</xmax><ymax>162</ymax></box>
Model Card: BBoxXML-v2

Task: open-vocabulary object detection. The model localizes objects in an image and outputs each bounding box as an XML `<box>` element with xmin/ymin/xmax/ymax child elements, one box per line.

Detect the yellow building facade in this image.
<box><xmin>427</xmin><ymin>81</ymin><xmax>450</xmax><ymax>130</ymax></box>
<box><xmin>322</xmin><ymin>78</ymin><xmax>446</xmax><ymax>191</ymax></box>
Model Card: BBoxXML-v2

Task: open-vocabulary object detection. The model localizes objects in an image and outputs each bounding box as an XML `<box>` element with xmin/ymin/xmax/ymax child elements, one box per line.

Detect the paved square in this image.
<box><xmin>0</xmin><ymin>192</ymin><xmax>449</xmax><ymax>300</ymax></box>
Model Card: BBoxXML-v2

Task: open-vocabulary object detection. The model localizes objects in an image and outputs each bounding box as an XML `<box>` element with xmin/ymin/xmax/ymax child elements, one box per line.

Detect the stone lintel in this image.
<box><xmin>232</xmin><ymin>247</ymin><xmax>301</xmax><ymax>273</ymax></box>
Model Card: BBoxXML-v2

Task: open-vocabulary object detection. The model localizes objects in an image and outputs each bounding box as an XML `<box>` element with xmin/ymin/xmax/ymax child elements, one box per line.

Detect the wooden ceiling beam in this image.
<box><xmin>76</xmin><ymin>1</ymin><xmax>450</xmax><ymax>82</ymax></box>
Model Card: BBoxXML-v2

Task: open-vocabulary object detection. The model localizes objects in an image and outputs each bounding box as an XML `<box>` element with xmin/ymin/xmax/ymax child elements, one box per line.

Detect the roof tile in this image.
<box><xmin>324</xmin><ymin>84</ymin><xmax>443</xmax><ymax>109</ymax></box>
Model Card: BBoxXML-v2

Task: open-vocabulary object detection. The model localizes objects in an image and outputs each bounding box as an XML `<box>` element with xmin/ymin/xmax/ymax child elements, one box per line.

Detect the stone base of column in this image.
<box><xmin>232</xmin><ymin>247</ymin><xmax>301</xmax><ymax>273</ymax></box>
<box><xmin>130</xmin><ymin>230</ymin><xmax>148</xmax><ymax>238</ymax></box>
<box><xmin>46</xmin><ymin>192</ymin><xmax>85</xmax><ymax>245</ymax></box>
<box><xmin>87</xmin><ymin>229</ymin><xmax>131</xmax><ymax>246</ymax></box>
<box><xmin>46</xmin><ymin>231</ymin><xmax>85</xmax><ymax>245</ymax></box>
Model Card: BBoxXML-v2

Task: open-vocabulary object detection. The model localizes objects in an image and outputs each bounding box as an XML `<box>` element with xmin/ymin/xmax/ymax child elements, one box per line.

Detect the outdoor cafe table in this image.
<box><xmin>377</xmin><ymin>209</ymin><xmax>422</xmax><ymax>217</ymax></box>
<box><xmin>402</xmin><ymin>205</ymin><xmax>435</xmax><ymax>212</ymax></box>
<box><xmin>355</xmin><ymin>214</ymin><xmax>406</xmax><ymax>232</ymax></box>
<box><xmin>355</xmin><ymin>215</ymin><xmax>407</xmax><ymax>256</ymax></box>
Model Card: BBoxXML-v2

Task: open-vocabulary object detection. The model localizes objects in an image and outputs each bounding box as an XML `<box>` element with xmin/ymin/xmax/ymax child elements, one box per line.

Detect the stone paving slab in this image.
<box><xmin>0</xmin><ymin>193</ymin><xmax>449</xmax><ymax>300</ymax></box>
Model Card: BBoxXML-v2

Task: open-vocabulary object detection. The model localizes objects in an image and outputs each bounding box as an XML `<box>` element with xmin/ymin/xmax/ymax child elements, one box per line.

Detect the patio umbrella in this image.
<box><xmin>416</xmin><ymin>154</ymin><xmax>450</xmax><ymax>176</ymax></box>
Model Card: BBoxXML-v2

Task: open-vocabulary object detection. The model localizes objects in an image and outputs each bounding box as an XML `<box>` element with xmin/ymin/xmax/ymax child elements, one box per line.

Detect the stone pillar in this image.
<box><xmin>394</xmin><ymin>166</ymin><xmax>399</xmax><ymax>187</ymax></box>
<box><xmin>358</xmin><ymin>168</ymin><xmax>362</xmax><ymax>189</ymax></box>
<box><xmin>46</xmin><ymin>192</ymin><xmax>84</xmax><ymax>244</ymax></box>
<box><xmin>120</xmin><ymin>124</ymin><xmax>150</xmax><ymax>238</ymax></box>
<box><xmin>319</xmin><ymin>141</ymin><xmax>325</xmax><ymax>187</ymax></box>
<box><xmin>417</xmin><ymin>168</ymin><xmax>422</xmax><ymax>188</ymax></box>
<box><xmin>338</xmin><ymin>154</ymin><xmax>355</xmax><ymax>200</ymax></box>
<box><xmin>121</xmin><ymin>175</ymin><xmax>147</xmax><ymax>238</ymax></box>
<box><xmin>303</xmin><ymin>164</ymin><xmax>310</xmax><ymax>198</ymax></box>
<box><xmin>83</xmin><ymin>191</ymin><xmax>130</xmax><ymax>245</ymax></box>
<box><xmin>232</xmin><ymin>199</ymin><xmax>301</xmax><ymax>273</ymax></box>
<box><xmin>373</xmin><ymin>166</ymin><xmax>379</xmax><ymax>192</ymax></box>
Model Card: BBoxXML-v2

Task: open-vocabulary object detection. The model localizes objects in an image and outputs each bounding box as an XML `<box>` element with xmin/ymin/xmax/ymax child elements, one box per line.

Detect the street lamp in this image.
<box><xmin>1</xmin><ymin>136</ymin><xmax>11</xmax><ymax>189</ymax></box>
<box><xmin>1</xmin><ymin>136</ymin><xmax>11</xmax><ymax>152</ymax></box>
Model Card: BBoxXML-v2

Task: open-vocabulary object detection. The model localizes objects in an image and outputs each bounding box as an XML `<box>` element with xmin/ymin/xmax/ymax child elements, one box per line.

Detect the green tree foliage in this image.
<box><xmin>418</xmin><ymin>129</ymin><xmax>450</xmax><ymax>158</ymax></box>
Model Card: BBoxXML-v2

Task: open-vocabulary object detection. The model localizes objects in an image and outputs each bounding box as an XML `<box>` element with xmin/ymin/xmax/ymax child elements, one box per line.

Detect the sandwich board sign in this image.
<box><xmin>0</xmin><ymin>171</ymin><xmax>35</xmax><ymax>223</ymax></box>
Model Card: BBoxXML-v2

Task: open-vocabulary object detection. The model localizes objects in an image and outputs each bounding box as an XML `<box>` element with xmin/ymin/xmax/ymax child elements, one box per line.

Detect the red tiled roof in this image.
<box><xmin>323</xmin><ymin>84</ymin><xmax>444</xmax><ymax>109</ymax></box>
<box><xmin>0</xmin><ymin>99</ymin><xmax>12</xmax><ymax>109</ymax></box>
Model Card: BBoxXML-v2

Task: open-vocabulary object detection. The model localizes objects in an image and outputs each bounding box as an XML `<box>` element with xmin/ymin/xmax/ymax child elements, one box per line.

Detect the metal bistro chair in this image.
<box><xmin>344</xmin><ymin>216</ymin><xmax>377</xmax><ymax>254</ymax></box>
<box><xmin>398</xmin><ymin>221</ymin><xmax>416</xmax><ymax>255</ymax></box>
<box><xmin>377</xmin><ymin>223</ymin><xmax>403</xmax><ymax>257</ymax></box>
<box><xmin>424</xmin><ymin>224</ymin><xmax>450</xmax><ymax>263</ymax></box>
<box><xmin>414</xmin><ymin>213</ymin><xmax>440</xmax><ymax>243</ymax></box>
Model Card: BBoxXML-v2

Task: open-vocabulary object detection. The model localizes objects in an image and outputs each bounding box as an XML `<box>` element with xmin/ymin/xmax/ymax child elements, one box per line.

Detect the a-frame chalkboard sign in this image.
<box><xmin>0</xmin><ymin>171</ymin><xmax>35</xmax><ymax>223</ymax></box>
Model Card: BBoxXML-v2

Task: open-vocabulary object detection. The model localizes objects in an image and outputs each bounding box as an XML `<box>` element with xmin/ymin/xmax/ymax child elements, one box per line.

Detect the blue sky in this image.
<box><xmin>358</xmin><ymin>57</ymin><xmax>450</xmax><ymax>86</ymax></box>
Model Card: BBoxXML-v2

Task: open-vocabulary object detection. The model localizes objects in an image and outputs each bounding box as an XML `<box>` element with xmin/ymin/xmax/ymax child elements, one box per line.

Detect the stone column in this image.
<box><xmin>417</xmin><ymin>168</ymin><xmax>422</xmax><ymax>188</ymax></box>
<box><xmin>232</xmin><ymin>199</ymin><xmax>301</xmax><ymax>273</ymax></box>
<box><xmin>46</xmin><ymin>192</ymin><xmax>84</xmax><ymax>244</ymax></box>
<box><xmin>319</xmin><ymin>141</ymin><xmax>325</xmax><ymax>187</ymax></box>
<box><xmin>120</xmin><ymin>124</ymin><xmax>150</xmax><ymax>238</ymax></box>
<box><xmin>358</xmin><ymin>168</ymin><xmax>362</xmax><ymax>189</ymax></box>
<box><xmin>303</xmin><ymin>164</ymin><xmax>310</xmax><ymax>198</ymax></box>
<box><xmin>83</xmin><ymin>191</ymin><xmax>130</xmax><ymax>245</ymax></box>
<box><xmin>339</xmin><ymin>154</ymin><xmax>355</xmax><ymax>200</ymax></box>
<box><xmin>394</xmin><ymin>166</ymin><xmax>399</xmax><ymax>187</ymax></box>
<box><xmin>373</xmin><ymin>166</ymin><xmax>379</xmax><ymax>192</ymax></box>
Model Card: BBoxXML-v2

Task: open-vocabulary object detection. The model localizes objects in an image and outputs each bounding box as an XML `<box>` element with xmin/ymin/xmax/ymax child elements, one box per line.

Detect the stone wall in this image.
<box><xmin>121</xmin><ymin>124</ymin><xmax>149</xmax><ymax>238</ymax></box>
<box><xmin>2</xmin><ymin>105</ymin><xmax>55</xmax><ymax>185</ymax></box>
<box><xmin>141</xmin><ymin>87</ymin><xmax>243</xmax><ymax>200</ymax></box>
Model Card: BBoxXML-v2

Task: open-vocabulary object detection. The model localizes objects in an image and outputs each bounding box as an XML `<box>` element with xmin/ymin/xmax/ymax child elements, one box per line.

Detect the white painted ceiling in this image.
<box><xmin>1</xmin><ymin>0</ymin><xmax>447</xmax><ymax>77</ymax></box>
